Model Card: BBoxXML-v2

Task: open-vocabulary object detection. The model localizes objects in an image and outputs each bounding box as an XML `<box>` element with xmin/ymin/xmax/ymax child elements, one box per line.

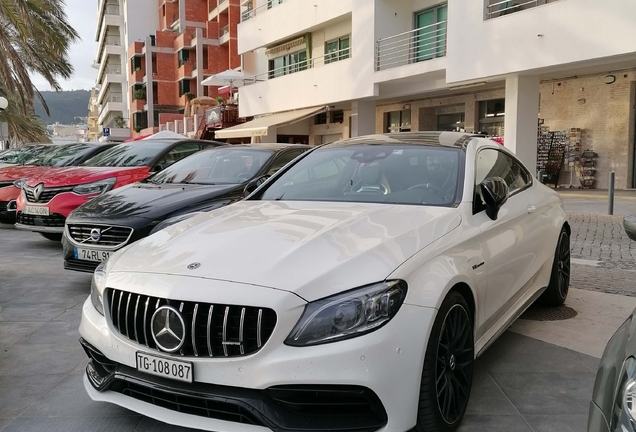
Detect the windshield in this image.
<box><xmin>259</xmin><ymin>144</ymin><xmax>462</xmax><ymax>206</ymax></box>
<box><xmin>22</xmin><ymin>144</ymin><xmax>97</xmax><ymax>167</ymax></box>
<box><xmin>151</xmin><ymin>148</ymin><xmax>274</xmax><ymax>185</ymax></box>
<box><xmin>82</xmin><ymin>140</ymin><xmax>173</xmax><ymax>167</ymax></box>
<box><xmin>14</xmin><ymin>145</ymin><xmax>52</xmax><ymax>165</ymax></box>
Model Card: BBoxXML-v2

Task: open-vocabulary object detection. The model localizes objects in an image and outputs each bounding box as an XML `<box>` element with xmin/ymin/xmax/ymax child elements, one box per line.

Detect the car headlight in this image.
<box><xmin>13</xmin><ymin>179</ymin><xmax>26</xmax><ymax>189</ymax></box>
<box><xmin>285</xmin><ymin>281</ymin><xmax>407</xmax><ymax>347</ymax></box>
<box><xmin>149</xmin><ymin>212</ymin><xmax>204</xmax><ymax>235</ymax></box>
<box><xmin>73</xmin><ymin>177</ymin><xmax>116</xmax><ymax>196</ymax></box>
<box><xmin>90</xmin><ymin>262</ymin><xmax>108</xmax><ymax>315</ymax></box>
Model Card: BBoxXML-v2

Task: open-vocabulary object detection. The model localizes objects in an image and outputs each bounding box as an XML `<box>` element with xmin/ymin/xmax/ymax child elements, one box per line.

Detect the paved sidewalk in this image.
<box><xmin>559</xmin><ymin>189</ymin><xmax>636</xmax><ymax>216</ymax></box>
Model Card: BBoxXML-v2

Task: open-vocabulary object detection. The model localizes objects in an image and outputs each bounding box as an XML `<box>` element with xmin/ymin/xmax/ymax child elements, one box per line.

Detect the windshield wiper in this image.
<box><xmin>274</xmin><ymin>193</ymin><xmax>285</xmax><ymax>201</ymax></box>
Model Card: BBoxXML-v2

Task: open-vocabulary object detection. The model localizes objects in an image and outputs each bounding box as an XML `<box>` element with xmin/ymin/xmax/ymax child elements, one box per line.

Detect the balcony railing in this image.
<box><xmin>242</xmin><ymin>0</ymin><xmax>287</xmax><ymax>21</ymax></box>
<box><xmin>108</xmin><ymin>93</ymin><xmax>123</xmax><ymax>103</ymax></box>
<box><xmin>205</xmin><ymin>105</ymin><xmax>241</xmax><ymax>125</ymax></box>
<box><xmin>244</xmin><ymin>47</ymin><xmax>350</xmax><ymax>84</ymax></box>
<box><xmin>375</xmin><ymin>21</ymin><xmax>447</xmax><ymax>71</ymax></box>
<box><xmin>220</xmin><ymin>25</ymin><xmax>229</xmax><ymax>37</ymax></box>
<box><xmin>105</xmin><ymin>35</ymin><xmax>121</xmax><ymax>46</ymax></box>
<box><xmin>486</xmin><ymin>0</ymin><xmax>557</xmax><ymax>19</ymax></box>
<box><xmin>106</xmin><ymin>65</ymin><xmax>122</xmax><ymax>75</ymax></box>
<box><xmin>105</xmin><ymin>4</ymin><xmax>120</xmax><ymax>15</ymax></box>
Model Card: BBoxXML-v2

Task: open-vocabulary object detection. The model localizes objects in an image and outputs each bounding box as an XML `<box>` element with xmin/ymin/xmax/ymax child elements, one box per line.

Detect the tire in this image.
<box><xmin>414</xmin><ymin>291</ymin><xmax>474</xmax><ymax>432</ymax></box>
<box><xmin>40</xmin><ymin>233</ymin><xmax>62</xmax><ymax>242</ymax></box>
<box><xmin>537</xmin><ymin>228</ymin><xmax>570</xmax><ymax>307</ymax></box>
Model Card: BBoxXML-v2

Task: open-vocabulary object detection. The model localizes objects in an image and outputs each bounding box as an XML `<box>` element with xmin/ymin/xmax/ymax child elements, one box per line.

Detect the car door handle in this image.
<box><xmin>527</xmin><ymin>205</ymin><xmax>537</xmax><ymax>214</ymax></box>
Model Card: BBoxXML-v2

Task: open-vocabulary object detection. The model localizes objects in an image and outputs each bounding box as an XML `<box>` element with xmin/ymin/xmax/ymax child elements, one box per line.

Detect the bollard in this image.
<box><xmin>608</xmin><ymin>171</ymin><xmax>615</xmax><ymax>215</ymax></box>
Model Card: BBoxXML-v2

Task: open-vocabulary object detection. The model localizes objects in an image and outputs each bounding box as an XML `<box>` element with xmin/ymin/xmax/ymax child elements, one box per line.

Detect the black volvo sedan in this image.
<box><xmin>62</xmin><ymin>143</ymin><xmax>310</xmax><ymax>272</ymax></box>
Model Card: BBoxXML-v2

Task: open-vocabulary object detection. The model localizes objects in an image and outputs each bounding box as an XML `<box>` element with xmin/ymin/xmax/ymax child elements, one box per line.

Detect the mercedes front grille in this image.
<box><xmin>106</xmin><ymin>289</ymin><xmax>277</xmax><ymax>358</ymax></box>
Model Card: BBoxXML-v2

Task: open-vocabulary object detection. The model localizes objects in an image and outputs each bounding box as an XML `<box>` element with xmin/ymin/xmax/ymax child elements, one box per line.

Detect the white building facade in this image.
<box><xmin>92</xmin><ymin>0</ymin><xmax>158</xmax><ymax>141</ymax></box>
<box><xmin>227</xmin><ymin>0</ymin><xmax>636</xmax><ymax>189</ymax></box>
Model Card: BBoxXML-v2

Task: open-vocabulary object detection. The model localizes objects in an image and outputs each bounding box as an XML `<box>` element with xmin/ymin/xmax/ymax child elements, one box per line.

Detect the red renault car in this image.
<box><xmin>0</xmin><ymin>143</ymin><xmax>115</xmax><ymax>223</ymax></box>
<box><xmin>15</xmin><ymin>139</ymin><xmax>222</xmax><ymax>240</ymax></box>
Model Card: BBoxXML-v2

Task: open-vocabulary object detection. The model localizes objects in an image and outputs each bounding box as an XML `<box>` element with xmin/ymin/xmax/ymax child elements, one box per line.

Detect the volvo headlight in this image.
<box><xmin>73</xmin><ymin>177</ymin><xmax>116</xmax><ymax>196</ymax></box>
<box><xmin>13</xmin><ymin>179</ymin><xmax>26</xmax><ymax>189</ymax></box>
<box><xmin>285</xmin><ymin>281</ymin><xmax>407</xmax><ymax>347</ymax></box>
<box><xmin>90</xmin><ymin>262</ymin><xmax>108</xmax><ymax>315</ymax></box>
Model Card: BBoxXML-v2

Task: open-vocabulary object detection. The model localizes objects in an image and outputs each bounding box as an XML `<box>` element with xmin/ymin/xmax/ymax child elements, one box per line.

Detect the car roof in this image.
<box><xmin>219</xmin><ymin>143</ymin><xmax>309</xmax><ymax>151</ymax></box>
<box><xmin>324</xmin><ymin>132</ymin><xmax>486</xmax><ymax>150</ymax></box>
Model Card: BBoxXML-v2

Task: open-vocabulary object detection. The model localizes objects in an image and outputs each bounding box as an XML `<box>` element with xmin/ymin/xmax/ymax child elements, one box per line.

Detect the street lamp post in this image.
<box><xmin>0</xmin><ymin>97</ymin><xmax>8</xmax><ymax>150</ymax></box>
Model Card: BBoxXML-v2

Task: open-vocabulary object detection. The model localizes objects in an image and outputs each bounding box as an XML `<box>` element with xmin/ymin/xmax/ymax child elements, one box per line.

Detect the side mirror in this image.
<box><xmin>624</xmin><ymin>215</ymin><xmax>636</xmax><ymax>241</ymax></box>
<box><xmin>480</xmin><ymin>177</ymin><xmax>509</xmax><ymax>221</ymax></box>
<box><xmin>244</xmin><ymin>175</ymin><xmax>270</xmax><ymax>197</ymax></box>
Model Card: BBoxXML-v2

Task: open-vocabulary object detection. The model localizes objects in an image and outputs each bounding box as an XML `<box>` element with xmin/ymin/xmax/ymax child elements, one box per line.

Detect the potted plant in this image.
<box><xmin>184</xmin><ymin>92</ymin><xmax>195</xmax><ymax>101</ymax></box>
<box><xmin>134</xmin><ymin>89</ymin><xmax>146</xmax><ymax>100</ymax></box>
<box><xmin>216</xmin><ymin>96</ymin><xmax>226</xmax><ymax>105</ymax></box>
<box><xmin>114</xmin><ymin>115</ymin><xmax>127</xmax><ymax>128</ymax></box>
<box><xmin>134</xmin><ymin>126</ymin><xmax>142</xmax><ymax>133</ymax></box>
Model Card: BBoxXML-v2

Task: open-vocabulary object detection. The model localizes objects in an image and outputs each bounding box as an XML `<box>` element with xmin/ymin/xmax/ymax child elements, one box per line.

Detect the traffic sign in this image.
<box><xmin>103</xmin><ymin>128</ymin><xmax>111</xmax><ymax>137</ymax></box>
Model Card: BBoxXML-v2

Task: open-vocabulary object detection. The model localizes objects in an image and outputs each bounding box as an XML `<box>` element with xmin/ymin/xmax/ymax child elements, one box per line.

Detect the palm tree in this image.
<box><xmin>0</xmin><ymin>0</ymin><xmax>80</xmax><ymax>114</ymax></box>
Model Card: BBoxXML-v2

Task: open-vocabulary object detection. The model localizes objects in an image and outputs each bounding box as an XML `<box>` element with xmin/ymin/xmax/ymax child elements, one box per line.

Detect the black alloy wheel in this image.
<box><xmin>537</xmin><ymin>228</ymin><xmax>571</xmax><ymax>307</ymax></box>
<box><xmin>436</xmin><ymin>304</ymin><xmax>474</xmax><ymax>425</ymax></box>
<box><xmin>557</xmin><ymin>231</ymin><xmax>571</xmax><ymax>299</ymax></box>
<box><xmin>415</xmin><ymin>291</ymin><xmax>474</xmax><ymax>432</ymax></box>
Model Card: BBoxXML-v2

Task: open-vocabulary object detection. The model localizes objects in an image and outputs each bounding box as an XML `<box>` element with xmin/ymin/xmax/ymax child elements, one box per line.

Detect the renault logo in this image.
<box><xmin>90</xmin><ymin>228</ymin><xmax>101</xmax><ymax>243</ymax></box>
<box><xmin>33</xmin><ymin>183</ymin><xmax>44</xmax><ymax>201</ymax></box>
<box><xmin>151</xmin><ymin>306</ymin><xmax>186</xmax><ymax>353</ymax></box>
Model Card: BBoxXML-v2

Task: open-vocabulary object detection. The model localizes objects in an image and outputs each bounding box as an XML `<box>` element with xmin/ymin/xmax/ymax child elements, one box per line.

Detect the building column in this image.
<box><xmin>504</xmin><ymin>75</ymin><xmax>540</xmax><ymax>175</ymax></box>
<box><xmin>145</xmin><ymin>37</ymin><xmax>155</xmax><ymax>129</ymax></box>
<box><xmin>195</xmin><ymin>28</ymin><xmax>204</xmax><ymax>97</ymax></box>
<box><xmin>350</xmin><ymin>101</ymin><xmax>376</xmax><ymax>137</ymax></box>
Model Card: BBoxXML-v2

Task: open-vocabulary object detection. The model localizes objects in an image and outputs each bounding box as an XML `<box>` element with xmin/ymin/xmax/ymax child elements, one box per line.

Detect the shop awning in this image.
<box><xmin>214</xmin><ymin>106</ymin><xmax>326</xmax><ymax>139</ymax></box>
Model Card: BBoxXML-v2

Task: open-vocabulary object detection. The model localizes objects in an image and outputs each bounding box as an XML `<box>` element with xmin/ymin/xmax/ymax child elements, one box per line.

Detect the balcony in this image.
<box><xmin>244</xmin><ymin>46</ymin><xmax>349</xmax><ymax>84</ymax></box>
<box><xmin>105</xmin><ymin>65</ymin><xmax>122</xmax><ymax>75</ymax></box>
<box><xmin>105</xmin><ymin>35</ymin><xmax>121</xmax><ymax>47</ymax></box>
<box><xmin>485</xmin><ymin>0</ymin><xmax>560</xmax><ymax>19</ymax></box>
<box><xmin>220</xmin><ymin>25</ymin><xmax>230</xmax><ymax>44</ymax></box>
<box><xmin>241</xmin><ymin>0</ymin><xmax>287</xmax><ymax>21</ymax></box>
<box><xmin>376</xmin><ymin>21</ymin><xmax>447</xmax><ymax>71</ymax></box>
<box><xmin>105</xmin><ymin>4</ymin><xmax>120</xmax><ymax>15</ymax></box>
<box><xmin>107</xmin><ymin>92</ymin><xmax>124</xmax><ymax>103</ymax></box>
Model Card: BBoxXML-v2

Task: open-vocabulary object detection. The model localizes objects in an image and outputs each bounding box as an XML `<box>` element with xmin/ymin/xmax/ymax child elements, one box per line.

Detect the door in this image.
<box><xmin>473</xmin><ymin>148</ymin><xmax>541</xmax><ymax>328</ymax></box>
<box><xmin>415</xmin><ymin>4</ymin><xmax>447</xmax><ymax>62</ymax></box>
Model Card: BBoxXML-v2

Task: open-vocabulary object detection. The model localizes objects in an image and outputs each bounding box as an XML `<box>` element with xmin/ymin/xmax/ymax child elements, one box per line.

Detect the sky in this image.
<box><xmin>31</xmin><ymin>0</ymin><xmax>98</xmax><ymax>91</ymax></box>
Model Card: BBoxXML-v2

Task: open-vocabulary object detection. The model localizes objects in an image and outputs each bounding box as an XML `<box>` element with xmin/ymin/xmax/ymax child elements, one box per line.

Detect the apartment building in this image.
<box><xmin>129</xmin><ymin>0</ymin><xmax>241</xmax><ymax>136</ymax></box>
<box><xmin>93</xmin><ymin>0</ymin><xmax>158</xmax><ymax>141</ymax></box>
<box><xmin>87</xmin><ymin>88</ymin><xmax>99</xmax><ymax>142</ymax></box>
<box><xmin>224</xmin><ymin>0</ymin><xmax>636</xmax><ymax>189</ymax></box>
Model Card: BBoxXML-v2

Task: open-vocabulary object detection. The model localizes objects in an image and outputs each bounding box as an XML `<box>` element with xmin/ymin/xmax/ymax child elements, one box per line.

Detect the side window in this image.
<box><xmin>155</xmin><ymin>143</ymin><xmax>200</xmax><ymax>169</ymax></box>
<box><xmin>267</xmin><ymin>150</ymin><xmax>305</xmax><ymax>175</ymax></box>
<box><xmin>284</xmin><ymin>157</ymin><xmax>344</xmax><ymax>186</ymax></box>
<box><xmin>475</xmin><ymin>149</ymin><xmax>531</xmax><ymax>212</ymax></box>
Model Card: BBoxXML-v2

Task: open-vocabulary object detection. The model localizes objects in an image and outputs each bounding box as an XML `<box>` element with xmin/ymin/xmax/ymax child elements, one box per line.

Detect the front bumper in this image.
<box><xmin>79</xmin><ymin>274</ymin><xmax>437</xmax><ymax>432</ymax></box>
<box><xmin>14</xmin><ymin>221</ymin><xmax>64</xmax><ymax>233</ymax></box>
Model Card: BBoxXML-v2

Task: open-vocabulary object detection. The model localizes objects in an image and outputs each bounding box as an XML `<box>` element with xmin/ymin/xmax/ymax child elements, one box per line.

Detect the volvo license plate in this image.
<box><xmin>24</xmin><ymin>205</ymin><xmax>49</xmax><ymax>216</ymax></box>
<box><xmin>74</xmin><ymin>248</ymin><xmax>111</xmax><ymax>262</ymax></box>
<box><xmin>136</xmin><ymin>352</ymin><xmax>193</xmax><ymax>383</ymax></box>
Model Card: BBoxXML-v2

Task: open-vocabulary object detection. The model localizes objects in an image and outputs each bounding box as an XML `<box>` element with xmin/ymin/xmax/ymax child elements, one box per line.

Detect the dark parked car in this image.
<box><xmin>61</xmin><ymin>143</ymin><xmax>310</xmax><ymax>272</ymax></box>
<box><xmin>588</xmin><ymin>230</ymin><xmax>636</xmax><ymax>432</ymax></box>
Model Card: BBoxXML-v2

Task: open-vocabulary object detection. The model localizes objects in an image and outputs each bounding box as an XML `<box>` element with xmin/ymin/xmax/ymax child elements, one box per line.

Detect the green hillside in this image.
<box><xmin>34</xmin><ymin>90</ymin><xmax>91</xmax><ymax>125</ymax></box>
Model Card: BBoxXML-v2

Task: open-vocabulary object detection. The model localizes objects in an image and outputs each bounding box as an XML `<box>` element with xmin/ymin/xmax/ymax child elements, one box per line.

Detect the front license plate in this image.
<box><xmin>136</xmin><ymin>352</ymin><xmax>193</xmax><ymax>383</ymax></box>
<box><xmin>74</xmin><ymin>248</ymin><xmax>111</xmax><ymax>263</ymax></box>
<box><xmin>24</xmin><ymin>205</ymin><xmax>49</xmax><ymax>216</ymax></box>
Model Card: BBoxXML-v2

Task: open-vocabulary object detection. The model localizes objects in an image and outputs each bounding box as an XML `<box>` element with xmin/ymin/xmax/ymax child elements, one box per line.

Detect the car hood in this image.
<box><xmin>110</xmin><ymin>201</ymin><xmax>462</xmax><ymax>301</ymax></box>
<box><xmin>25</xmin><ymin>166</ymin><xmax>151</xmax><ymax>188</ymax></box>
<box><xmin>70</xmin><ymin>182</ymin><xmax>242</xmax><ymax>221</ymax></box>
<box><xmin>0</xmin><ymin>166</ymin><xmax>65</xmax><ymax>182</ymax></box>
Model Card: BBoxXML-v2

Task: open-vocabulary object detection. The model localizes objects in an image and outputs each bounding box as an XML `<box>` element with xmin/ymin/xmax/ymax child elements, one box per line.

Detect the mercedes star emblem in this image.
<box><xmin>151</xmin><ymin>306</ymin><xmax>186</xmax><ymax>353</ymax></box>
<box><xmin>33</xmin><ymin>183</ymin><xmax>44</xmax><ymax>201</ymax></box>
<box><xmin>187</xmin><ymin>262</ymin><xmax>201</xmax><ymax>270</ymax></box>
<box><xmin>89</xmin><ymin>228</ymin><xmax>102</xmax><ymax>243</ymax></box>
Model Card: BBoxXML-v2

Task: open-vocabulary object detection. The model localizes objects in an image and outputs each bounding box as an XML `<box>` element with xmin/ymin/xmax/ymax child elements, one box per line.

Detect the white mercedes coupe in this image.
<box><xmin>80</xmin><ymin>132</ymin><xmax>570</xmax><ymax>432</ymax></box>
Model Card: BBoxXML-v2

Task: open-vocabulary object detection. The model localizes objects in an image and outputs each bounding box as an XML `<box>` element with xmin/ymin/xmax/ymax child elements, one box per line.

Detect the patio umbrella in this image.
<box><xmin>201</xmin><ymin>70</ymin><xmax>245</xmax><ymax>99</ymax></box>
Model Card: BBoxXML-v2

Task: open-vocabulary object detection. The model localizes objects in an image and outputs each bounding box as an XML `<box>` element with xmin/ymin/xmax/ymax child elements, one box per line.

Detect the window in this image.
<box><xmin>315</xmin><ymin>112</ymin><xmax>328</xmax><ymax>125</ymax></box>
<box><xmin>267</xmin><ymin>150</ymin><xmax>305</xmax><ymax>175</ymax></box>
<box><xmin>131</xmin><ymin>56</ymin><xmax>142</xmax><ymax>73</ymax></box>
<box><xmin>478</xmin><ymin>99</ymin><xmax>505</xmax><ymax>136</ymax></box>
<box><xmin>331</xmin><ymin>110</ymin><xmax>344</xmax><ymax>124</ymax></box>
<box><xmin>415</xmin><ymin>4</ymin><xmax>447</xmax><ymax>62</ymax></box>
<box><xmin>151</xmin><ymin>53</ymin><xmax>157</xmax><ymax>74</ymax></box>
<box><xmin>268</xmin><ymin>51</ymin><xmax>307</xmax><ymax>78</ymax></box>
<box><xmin>475</xmin><ymin>149</ymin><xmax>531</xmax><ymax>211</ymax></box>
<box><xmin>315</xmin><ymin>110</ymin><xmax>344</xmax><ymax>125</ymax></box>
<box><xmin>155</xmin><ymin>143</ymin><xmax>202</xmax><ymax>170</ymax></box>
<box><xmin>179</xmin><ymin>79</ymin><xmax>191</xmax><ymax>96</ymax></box>
<box><xmin>384</xmin><ymin>110</ymin><xmax>411</xmax><ymax>133</ymax></box>
<box><xmin>325</xmin><ymin>36</ymin><xmax>350</xmax><ymax>64</ymax></box>
<box><xmin>178</xmin><ymin>49</ymin><xmax>190</xmax><ymax>67</ymax></box>
<box><xmin>437</xmin><ymin>113</ymin><xmax>465</xmax><ymax>131</ymax></box>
